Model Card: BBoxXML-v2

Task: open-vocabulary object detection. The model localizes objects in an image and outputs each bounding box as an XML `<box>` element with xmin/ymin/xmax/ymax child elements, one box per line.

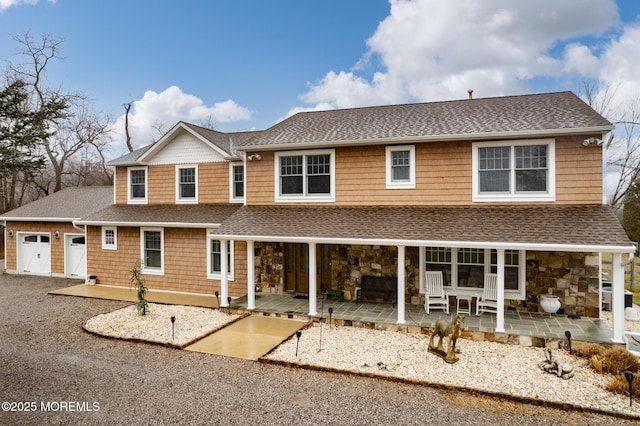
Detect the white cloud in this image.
<box><xmin>108</xmin><ymin>86</ymin><xmax>251</xmax><ymax>153</ymax></box>
<box><xmin>298</xmin><ymin>0</ymin><xmax>619</xmax><ymax>109</ymax></box>
<box><xmin>0</xmin><ymin>0</ymin><xmax>55</xmax><ymax>12</ymax></box>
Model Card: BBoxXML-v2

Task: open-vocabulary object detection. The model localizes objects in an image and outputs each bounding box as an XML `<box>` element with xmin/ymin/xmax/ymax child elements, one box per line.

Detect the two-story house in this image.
<box><xmin>2</xmin><ymin>91</ymin><xmax>634</xmax><ymax>344</ymax></box>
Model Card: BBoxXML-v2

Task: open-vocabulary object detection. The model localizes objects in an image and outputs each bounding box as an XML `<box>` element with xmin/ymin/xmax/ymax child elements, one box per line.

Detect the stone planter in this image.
<box><xmin>540</xmin><ymin>294</ymin><xmax>561</xmax><ymax>314</ymax></box>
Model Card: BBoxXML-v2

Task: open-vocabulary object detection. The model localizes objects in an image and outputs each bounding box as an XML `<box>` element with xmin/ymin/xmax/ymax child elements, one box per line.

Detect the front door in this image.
<box><xmin>284</xmin><ymin>243</ymin><xmax>309</xmax><ymax>294</ymax></box>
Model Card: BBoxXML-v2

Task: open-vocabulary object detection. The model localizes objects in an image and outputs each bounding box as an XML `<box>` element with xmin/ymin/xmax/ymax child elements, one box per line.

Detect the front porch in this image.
<box><xmin>233</xmin><ymin>293</ymin><xmax>616</xmax><ymax>348</ymax></box>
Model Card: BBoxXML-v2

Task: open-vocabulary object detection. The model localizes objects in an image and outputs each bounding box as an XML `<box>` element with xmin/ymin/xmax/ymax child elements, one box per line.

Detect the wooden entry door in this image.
<box><xmin>284</xmin><ymin>243</ymin><xmax>309</xmax><ymax>294</ymax></box>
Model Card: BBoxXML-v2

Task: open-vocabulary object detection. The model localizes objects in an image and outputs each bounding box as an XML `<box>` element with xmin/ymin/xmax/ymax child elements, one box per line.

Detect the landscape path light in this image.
<box><xmin>624</xmin><ymin>370</ymin><xmax>634</xmax><ymax>407</ymax></box>
<box><xmin>295</xmin><ymin>330</ymin><xmax>302</xmax><ymax>357</ymax></box>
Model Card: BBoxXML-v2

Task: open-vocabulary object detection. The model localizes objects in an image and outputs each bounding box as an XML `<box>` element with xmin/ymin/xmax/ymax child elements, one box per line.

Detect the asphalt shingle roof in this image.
<box><xmin>78</xmin><ymin>203</ymin><xmax>242</xmax><ymax>226</ymax></box>
<box><xmin>0</xmin><ymin>186</ymin><xmax>113</xmax><ymax>221</ymax></box>
<box><xmin>238</xmin><ymin>91</ymin><xmax>612</xmax><ymax>149</ymax></box>
<box><xmin>211</xmin><ymin>204</ymin><xmax>632</xmax><ymax>250</ymax></box>
<box><xmin>108</xmin><ymin>122</ymin><xmax>263</xmax><ymax>166</ymax></box>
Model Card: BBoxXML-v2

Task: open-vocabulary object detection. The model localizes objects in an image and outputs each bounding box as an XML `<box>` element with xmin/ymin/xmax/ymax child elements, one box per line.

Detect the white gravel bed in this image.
<box><xmin>266</xmin><ymin>323</ymin><xmax>640</xmax><ymax>418</ymax></box>
<box><xmin>84</xmin><ymin>303</ymin><xmax>240</xmax><ymax>346</ymax></box>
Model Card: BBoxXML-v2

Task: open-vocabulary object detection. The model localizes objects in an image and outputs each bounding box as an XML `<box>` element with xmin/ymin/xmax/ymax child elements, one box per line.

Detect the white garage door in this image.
<box><xmin>65</xmin><ymin>235</ymin><xmax>86</xmax><ymax>279</ymax></box>
<box><xmin>18</xmin><ymin>234</ymin><xmax>51</xmax><ymax>275</ymax></box>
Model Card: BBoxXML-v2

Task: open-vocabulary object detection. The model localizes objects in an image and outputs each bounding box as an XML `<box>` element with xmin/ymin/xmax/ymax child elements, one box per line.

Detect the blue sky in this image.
<box><xmin>1</xmin><ymin>0</ymin><xmax>639</xmax><ymax>165</ymax></box>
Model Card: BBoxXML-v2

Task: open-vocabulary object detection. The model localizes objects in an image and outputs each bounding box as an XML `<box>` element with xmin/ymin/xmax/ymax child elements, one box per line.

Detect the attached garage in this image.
<box><xmin>17</xmin><ymin>233</ymin><xmax>51</xmax><ymax>275</ymax></box>
<box><xmin>0</xmin><ymin>187</ymin><xmax>113</xmax><ymax>279</ymax></box>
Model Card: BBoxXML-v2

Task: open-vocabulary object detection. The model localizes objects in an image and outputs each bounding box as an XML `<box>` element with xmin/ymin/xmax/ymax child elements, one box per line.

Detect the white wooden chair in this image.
<box><xmin>421</xmin><ymin>271</ymin><xmax>449</xmax><ymax>314</ymax></box>
<box><xmin>476</xmin><ymin>273</ymin><xmax>498</xmax><ymax>315</ymax></box>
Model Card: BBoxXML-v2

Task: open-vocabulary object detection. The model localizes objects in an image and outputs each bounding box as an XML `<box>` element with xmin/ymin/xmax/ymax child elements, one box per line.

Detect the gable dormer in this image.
<box><xmin>111</xmin><ymin>122</ymin><xmax>244</xmax><ymax>205</ymax></box>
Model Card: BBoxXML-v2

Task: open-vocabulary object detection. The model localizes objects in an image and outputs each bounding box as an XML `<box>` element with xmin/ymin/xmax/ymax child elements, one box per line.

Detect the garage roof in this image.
<box><xmin>0</xmin><ymin>187</ymin><xmax>113</xmax><ymax>222</ymax></box>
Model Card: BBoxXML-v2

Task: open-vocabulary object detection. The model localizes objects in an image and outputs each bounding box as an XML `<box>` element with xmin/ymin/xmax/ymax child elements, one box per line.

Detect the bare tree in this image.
<box><xmin>8</xmin><ymin>32</ymin><xmax>112</xmax><ymax>194</ymax></box>
<box><xmin>580</xmin><ymin>80</ymin><xmax>640</xmax><ymax>208</ymax></box>
<box><xmin>123</xmin><ymin>102</ymin><xmax>134</xmax><ymax>152</ymax></box>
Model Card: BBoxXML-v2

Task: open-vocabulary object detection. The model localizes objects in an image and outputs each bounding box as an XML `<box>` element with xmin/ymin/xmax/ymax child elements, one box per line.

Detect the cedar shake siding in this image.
<box><xmin>115</xmin><ymin>162</ymin><xmax>231</xmax><ymax>205</ymax></box>
<box><xmin>86</xmin><ymin>226</ymin><xmax>247</xmax><ymax>296</ymax></box>
<box><xmin>245</xmin><ymin>135</ymin><xmax>603</xmax><ymax>206</ymax></box>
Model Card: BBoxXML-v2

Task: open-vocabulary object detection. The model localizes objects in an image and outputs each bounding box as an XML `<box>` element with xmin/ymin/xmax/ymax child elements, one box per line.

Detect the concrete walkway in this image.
<box><xmin>185</xmin><ymin>316</ymin><xmax>308</xmax><ymax>360</ymax></box>
<box><xmin>50</xmin><ymin>283</ymin><xmax>307</xmax><ymax>360</ymax></box>
<box><xmin>49</xmin><ymin>283</ymin><xmax>219</xmax><ymax>308</ymax></box>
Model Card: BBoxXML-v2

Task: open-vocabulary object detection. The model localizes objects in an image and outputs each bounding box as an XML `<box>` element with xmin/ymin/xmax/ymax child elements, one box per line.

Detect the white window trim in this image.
<box><xmin>472</xmin><ymin>139</ymin><xmax>555</xmax><ymax>202</ymax></box>
<box><xmin>385</xmin><ymin>145</ymin><xmax>416</xmax><ymax>189</ymax></box>
<box><xmin>127</xmin><ymin>166</ymin><xmax>148</xmax><ymax>204</ymax></box>
<box><xmin>175</xmin><ymin>164</ymin><xmax>198</xmax><ymax>204</ymax></box>
<box><xmin>206</xmin><ymin>231</ymin><xmax>234</xmax><ymax>280</ymax></box>
<box><xmin>140</xmin><ymin>227</ymin><xmax>164</xmax><ymax>275</ymax></box>
<box><xmin>101</xmin><ymin>226</ymin><xmax>117</xmax><ymax>250</ymax></box>
<box><xmin>421</xmin><ymin>247</ymin><xmax>526</xmax><ymax>300</ymax></box>
<box><xmin>229</xmin><ymin>162</ymin><xmax>244</xmax><ymax>203</ymax></box>
<box><xmin>274</xmin><ymin>149</ymin><xmax>336</xmax><ymax>203</ymax></box>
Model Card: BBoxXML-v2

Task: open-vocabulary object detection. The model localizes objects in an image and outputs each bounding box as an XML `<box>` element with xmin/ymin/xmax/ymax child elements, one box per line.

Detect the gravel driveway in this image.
<box><xmin>0</xmin><ymin>274</ymin><xmax>634</xmax><ymax>425</ymax></box>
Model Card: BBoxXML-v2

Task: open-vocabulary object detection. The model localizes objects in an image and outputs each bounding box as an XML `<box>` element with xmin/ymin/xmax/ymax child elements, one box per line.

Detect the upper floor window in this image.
<box><xmin>230</xmin><ymin>163</ymin><xmax>244</xmax><ymax>202</ymax></box>
<box><xmin>472</xmin><ymin>139</ymin><xmax>555</xmax><ymax>202</ymax></box>
<box><xmin>275</xmin><ymin>149</ymin><xmax>335</xmax><ymax>202</ymax></box>
<box><xmin>386</xmin><ymin>145</ymin><xmax>416</xmax><ymax>189</ymax></box>
<box><xmin>102</xmin><ymin>226</ymin><xmax>117</xmax><ymax>250</ymax></box>
<box><xmin>128</xmin><ymin>167</ymin><xmax>147</xmax><ymax>204</ymax></box>
<box><xmin>176</xmin><ymin>165</ymin><xmax>198</xmax><ymax>203</ymax></box>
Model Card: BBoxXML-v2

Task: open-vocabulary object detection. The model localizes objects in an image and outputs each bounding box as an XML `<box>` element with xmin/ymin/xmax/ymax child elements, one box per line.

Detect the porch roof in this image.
<box><xmin>210</xmin><ymin>204</ymin><xmax>635</xmax><ymax>253</ymax></box>
<box><xmin>76</xmin><ymin>203</ymin><xmax>242</xmax><ymax>228</ymax></box>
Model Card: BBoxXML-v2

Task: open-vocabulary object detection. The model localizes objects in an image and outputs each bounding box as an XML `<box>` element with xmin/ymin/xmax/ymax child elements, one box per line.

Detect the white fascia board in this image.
<box><xmin>207</xmin><ymin>233</ymin><xmax>636</xmax><ymax>254</ymax></box>
<box><xmin>1</xmin><ymin>217</ymin><xmax>76</xmax><ymax>222</ymax></box>
<box><xmin>76</xmin><ymin>220</ymin><xmax>220</xmax><ymax>228</ymax></box>
<box><xmin>235</xmin><ymin>126</ymin><xmax>614</xmax><ymax>152</ymax></box>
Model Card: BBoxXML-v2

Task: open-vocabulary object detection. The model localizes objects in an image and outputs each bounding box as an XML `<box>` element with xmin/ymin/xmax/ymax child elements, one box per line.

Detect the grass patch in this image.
<box><xmin>574</xmin><ymin>344</ymin><xmax>640</xmax><ymax>400</ymax></box>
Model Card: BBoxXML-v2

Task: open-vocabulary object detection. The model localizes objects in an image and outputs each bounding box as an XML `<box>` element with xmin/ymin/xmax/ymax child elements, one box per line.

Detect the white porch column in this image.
<box><xmin>247</xmin><ymin>240</ymin><xmax>256</xmax><ymax>310</ymax></box>
<box><xmin>397</xmin><ymin>245</ymin><xmax>406</xmax><ymax>324</ymax></box>
<box><xmin>308</xmin><ymin>243</ymin><xmax>318</xmax><ymax>316</ymax></box>
<box><xmin>495</xmin><ymin>248</ymin><xmax>505</xmax><ymax>333</ymax></box>
<box><xmin>220</xmin><ymin>239</ymin><xmax>229</xmax><ymax>307</ymax></box>
<box><xmin>611</xmin><ymin>252</ymin><xmax>625</xmax><ymax>343</ymax></box>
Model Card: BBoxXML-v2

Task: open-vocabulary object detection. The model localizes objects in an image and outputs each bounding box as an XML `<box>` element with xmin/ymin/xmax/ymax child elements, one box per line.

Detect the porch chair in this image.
<box><xmin>421</xmin><ymin>271</ymin><xmax>450</xmax><ymax>314</ymax></box>
<box><xmin>476</xmin><ymin>273</ymin><xmax>498</xmax><ymax>316</ymax></box>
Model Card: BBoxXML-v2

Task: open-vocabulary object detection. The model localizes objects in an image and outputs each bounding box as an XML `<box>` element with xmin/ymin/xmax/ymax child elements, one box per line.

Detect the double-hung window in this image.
<box><xmin>230</xmin><ymin>163</ymin><xmax>244</xmax><ymax>202</ymax></box>
<box><xmin>207</xmin><ymin>235</ymin><xmax>234</xmax><ymax>280</ymax></box>
<box><xmin>102</xmin><ymin>226</ymin><xmax>117</xmax><ymax>250</ymax></box>
<box><xmin>141</xmin><ymin>228</ymin><xmax>164</xmax><ymax>275</ymax></box>
<box><xmin>422</xmin><ymin>247</ymin><xmax>525</xmax><ymax>299</ymax></box>
<box><xmin>472</xmin><ymin>139</ymin><xmax>555</xmax><ymax>202</ymax></box>
<box><xmin>176</xmin><ymin>165</ymin><xmax>197</xmax><ymax>203</ymax></box>
<box><xmin>386</xmin><ymin>145</ymin><xmax>416</xmax><ymax>189</ymax></box>
<box><xmin>128</xmin><ymin>167</ymin><xmax>148</xmax><ymax>204</ymax></box>
<box><xmin>275</xmin><ymin>149</ymin><xmax>335</xmax><ymax>202</ymax></box>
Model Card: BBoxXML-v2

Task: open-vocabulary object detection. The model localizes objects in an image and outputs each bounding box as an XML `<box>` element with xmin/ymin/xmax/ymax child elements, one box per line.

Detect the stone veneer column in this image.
<box><xmin>397</xmin><ymin>245</ymin><xmax>406</xmax><ymax>324</ymax></box>
<box><xmin>247</xmin><ymin>240</ymin><xmax>255</xmax><ymax>310</ymax></box>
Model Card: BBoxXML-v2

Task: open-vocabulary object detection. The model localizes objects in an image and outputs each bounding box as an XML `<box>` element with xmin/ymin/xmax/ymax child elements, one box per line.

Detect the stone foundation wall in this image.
<box><xmin>520</xmin><ymin>251</ymin><xmax>600</xmax><ymax>318</ymax></box>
